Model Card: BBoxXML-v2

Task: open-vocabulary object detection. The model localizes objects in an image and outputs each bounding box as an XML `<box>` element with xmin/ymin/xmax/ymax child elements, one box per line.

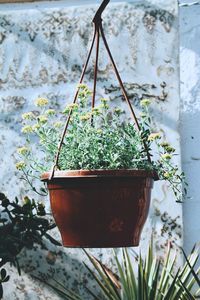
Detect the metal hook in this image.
<box><xmin>93</xmin><ymin>0</ymin><xmax>110</xmax><ymax>25</ymax></box>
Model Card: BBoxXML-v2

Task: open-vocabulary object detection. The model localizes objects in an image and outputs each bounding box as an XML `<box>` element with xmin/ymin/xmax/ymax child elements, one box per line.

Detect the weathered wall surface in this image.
<box><xmin>180</xmin><ymin>2</ymin><xmax>200</xmax><ymax>253</ymax></box>
<box><xmin>0</xmin><ymin>0</ymin><xmax>182</xmax><ymax>298</ymax></box>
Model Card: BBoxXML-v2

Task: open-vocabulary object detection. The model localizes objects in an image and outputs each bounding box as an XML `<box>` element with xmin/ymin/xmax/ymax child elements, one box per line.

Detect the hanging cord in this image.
<box><xmin>49</xmin><ymin>24</ymin><xmax>97</xmax><ymax>179</ymax></box>
<box><xmin>99</xmin><ymin>23</ymin><xmax>152</xmax><ymax>163</ymax></box>
<box><xmin>91</xmin><ymin>24</ymin><xmax>100</xmax><ymax>126</ymax></box>
<box><xmin>50</xmin><ymin>0</ymin><xmax>152</xmax><ymax>180</ymax></box>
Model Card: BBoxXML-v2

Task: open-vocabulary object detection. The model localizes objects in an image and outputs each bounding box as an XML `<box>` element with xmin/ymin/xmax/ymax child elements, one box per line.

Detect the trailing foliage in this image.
<box><xmin>0</xmin><ymin>192</ymin><xmax>60</xmax><ymax>299</ymax></box>
<box><xmin>17</xmin><ymin>84</ymin><xmax>187</xmax><ymax>202</ymax></box>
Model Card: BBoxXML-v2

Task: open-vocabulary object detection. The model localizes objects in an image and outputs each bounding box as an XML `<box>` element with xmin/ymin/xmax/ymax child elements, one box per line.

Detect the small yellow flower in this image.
<box><xmin>16</xmin><ymin>161</ymin><xmax>26</xmax><ymax>170</ymax></box>
<box><xmin>80</xmin><ymin>113</ymin><xmax>91</xmax><ymax>121</ymax></box>
<box><xmin>78</xmin><ymin>85</ymin><xmax>92</xmax><ymax>98</ymax></box>
<box><xmin>35</xmin><ymin>97</ymin><xmax>49</xmax><ymax>107</ymax></box>
<box><xmin>21</xmin><ymin>125</ymin><xmax>33</xmax><ymax>134</ymax></box>
<box><xmin>164</xmin><ymin>145</ymin><xmax>176</xmax><ymax>153</ymax></box>
<box><xmin>101</xmin><ymin>98</ymin><xmax>108</xmax><ymax>102</ymax></box>
<box><xmin>148</xmin><ymin>133</ymin><xmax>161</xmax><ymax>141</ymax></box>
<box><xmin>140</xmin><ymin>112</ymin><xmax>147</xmax><ymax>118</ymax></box>
<box><xmin>32</xmin><ymin>123</ymin><xmax>41</xmax><ymax>131</ymax></box>
<box><xmin>38</xmin><ymin>115</ymin><xmax>48</xmax><ymax>124</ymax></box>
<box><xmin>39</xmin><ymin>138</ymin><xmax>46</xmax><ymax>145</ymax></box>
<box><xmin>63</xmin><ymin>103</ymin><xmax>78</xmax><ymax>114</ymax></box>
<box><xmin>92</xmin><ymin>107</ymin><xmax>100</xmax><ymax>112</ymax></box>
<box><xmin>63</xmin><ymin>107</ymin><xmax>70</xmax><ymax>114</ymax></box>
<box><xmin>53</xmin><ymin>122</ymin><xmax>63</xmax><ymax>129</ymax></box>
<box><xmin>167</xmin><ymin>147</ymin><xmax>175</xmax><ymax>153</ymax></box>
<box><xmin>97</xmin><ymin>129</ymin><xmax>103</xmax><ymax>134</ymax></box>
<box><xmin>100</xmin><ymin>103</ymin><xmax>109</xmax><ymax>110</ymax></box>
<box><xmin>114</xmin><ymin>108</ymin><xmax>122</xmax><ymax>115</ymax></box>
<box><xmin>22</xmin><ymin>112</ymin><xmax>35</xmax><ymax>120</ymax></box>
<box><xmin>161</xmin><ymin>153</ymin><xmax>172</xmax><ymax>160</ymax></box>
<box><xmin>161</xmin><ymin>142</ymin><xmax>176</xmax><ymax>153</ymax></box>
<box><xmin>100</xmin><ymin>98</ymin><xmax>109</xmax><ymax>108</ymax></box>
<box><xmin>45</xmin><ymin>109</ymin><xmax>55</xmax><ymax>116</ymax></box>
<box><xmin>17</xmin><ymin>147</ymin><xmax>29</xmax><ymax>155</ymax></box>
<box><xmin>77</xmin><ymin>84</ymin><xmax>91</xmax><ymax>93</ymax></box>
<box><xmin>163</xmin><ymin>172</ymin><xmax>170</xmax><ymax>178</ymax></box>
<box><xmin>160</xmin><ymin>142</ymin><xmax>170</xmax><ymax>148</ymax></box>
<box><xmin>69</xmin><ymin>103</ymin><xmax>79</xmax><ymax>109</ymax></box>
<box><xmin>140</xmin><ymin>99</ymin><xmax>151</xmax><ymax>107</ymax></box>
<box><xmin>92</xmin><ymin>107</ymin><xmax>101</xmax><ymax>116</ymax></box>
<box><xmin>77</xmin><ymin>83</ymin><xmax>87</xmax><ymax>89</ymax></box>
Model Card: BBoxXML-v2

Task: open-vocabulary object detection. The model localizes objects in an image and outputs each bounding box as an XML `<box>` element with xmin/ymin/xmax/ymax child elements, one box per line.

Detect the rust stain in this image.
<box><xmin>109</xmin><ymin>218</ymin><xmax>124</xmax><ymax>232</ymax></box>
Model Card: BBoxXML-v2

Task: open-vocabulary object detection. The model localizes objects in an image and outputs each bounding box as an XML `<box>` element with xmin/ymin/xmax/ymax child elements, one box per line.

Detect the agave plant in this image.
<box><xmin>40</xmin><ymin>241</ymin><xmax>200</xmax><ymax>300</ymax></box>
<box><xmin>84</xmin><ymin>246</ymin><xmax>200</xmax><ymax>300</ymax></box>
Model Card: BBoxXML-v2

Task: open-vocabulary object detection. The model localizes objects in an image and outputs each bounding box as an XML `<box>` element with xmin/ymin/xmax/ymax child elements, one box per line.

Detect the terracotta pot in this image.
<box><xmin>41</xmin><ymin>169</ymin><xmax>155</xmax><ymax>248</ymax></box>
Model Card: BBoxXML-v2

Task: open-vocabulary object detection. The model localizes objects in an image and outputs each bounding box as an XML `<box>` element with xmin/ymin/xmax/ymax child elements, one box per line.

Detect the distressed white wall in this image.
<box><xmin>0</xmin><ymin>0</ymin><xmax>182</xmax><ymax>298</ymax></box>
<box><xmin>180</xmin><ymin>2</ymin><xmax>200</xmax><ymax>253</ymax></box>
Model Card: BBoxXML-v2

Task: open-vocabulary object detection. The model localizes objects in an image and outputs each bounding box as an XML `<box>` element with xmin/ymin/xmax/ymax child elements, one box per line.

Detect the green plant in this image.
<box><xmin>39</xmin><ymin>241</ymin><xmax>200</xmax><ymax>300</ymax></box>
<box><xmin>0</xmin><ymin>269</ymin><xmax>9</xmax><ymax>299</ymax></box>
<box><xmin>181</xmin><ymin>246</ymin><xmax>200</xmax><ymax>293</ymax></box>
<box><xmin>0</xmin><ymin>192</ymin><xmax>60</xmax><ymax>299</ymax></box>
<box><xmin>16</xmin><ymin>84</ymin><xmax>186</xmax><ymax>202</ymax></box>
<box><xmin>83</xmin><ymin>246</ymin><xmax>200</xmax><ymax>300</ymax></box>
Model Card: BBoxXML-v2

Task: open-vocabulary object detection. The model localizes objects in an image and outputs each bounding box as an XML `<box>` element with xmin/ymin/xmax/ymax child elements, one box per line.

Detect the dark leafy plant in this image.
<box><xmin>0</xmin><ymin>192</ymin><xmax>60</xmax><ymax>299</ymax></box>
<box><xmin>0</xmin><ymin>269</ymin><xmax>9</xmax><ymax>299</ymax></box>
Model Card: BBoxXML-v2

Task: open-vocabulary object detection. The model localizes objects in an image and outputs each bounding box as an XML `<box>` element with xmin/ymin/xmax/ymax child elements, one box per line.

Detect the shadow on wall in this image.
<box><xmin>180</xmin><ymin>6</ymin><xmax>200</xmax><ymax>253</ymax></box>
<box><xmin>17</xmin><ymin>241</ymin><xmax>96</xmax><ymax>298</ymax></box>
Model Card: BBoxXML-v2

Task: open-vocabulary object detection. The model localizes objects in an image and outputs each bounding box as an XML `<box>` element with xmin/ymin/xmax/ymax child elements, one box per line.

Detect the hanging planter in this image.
<box><xmin>41</xmin><ymin>170</ymin><xmax>155</xmax><ymax>247</ymax></box>
<box><xmin>17</xmin><ymin>0</ymin><xmax>186</xmax><ymax>248</ymax></box>
<box><xmin>40</xmin><ymin>0</ymin><xmax>159</xmax><ymax>248</ymax></box>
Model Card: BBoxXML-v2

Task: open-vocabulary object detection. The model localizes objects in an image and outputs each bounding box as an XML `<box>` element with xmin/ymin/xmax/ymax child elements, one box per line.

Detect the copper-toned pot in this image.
<box><xmin>41</xmin><ymin>169</ymin><xmax>155</xmax><ymax>248</ymax></box>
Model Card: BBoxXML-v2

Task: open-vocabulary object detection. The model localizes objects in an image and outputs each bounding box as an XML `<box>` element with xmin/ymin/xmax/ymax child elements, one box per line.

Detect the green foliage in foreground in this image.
<box><xmin>0</xmin><ymin>192</ymin><xmax>60</xmax><ymax>299</ymax></box>
<box><xmin>41</xmin><ymin>241</ymin><xmax>200</xmax><ymax>300</ymax></box>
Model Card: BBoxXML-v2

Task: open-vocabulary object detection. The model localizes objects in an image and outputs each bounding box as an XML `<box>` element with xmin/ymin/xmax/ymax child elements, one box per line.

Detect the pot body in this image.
<box><xmin>42</xmin><ymin>170</ymin><xmax>154</xmax><ymax>248</ymax></box>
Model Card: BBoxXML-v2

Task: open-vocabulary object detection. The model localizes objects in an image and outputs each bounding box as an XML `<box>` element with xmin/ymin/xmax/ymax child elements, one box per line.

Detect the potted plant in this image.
<box><xmin>16</xmin><ymin>0</ymin><xmax>186</xmax><ymax>247</ymax></box>
<box><xmin>16</xmin><ymin>85</ymin><xmax>186</xmax><ymax>248</ymax></box>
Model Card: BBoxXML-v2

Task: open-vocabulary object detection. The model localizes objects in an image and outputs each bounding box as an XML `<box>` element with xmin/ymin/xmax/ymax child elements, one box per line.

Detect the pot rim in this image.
<box><xmin>41</xmin><ymin>169</ymin><xmax>158</xmax><ymax>181</ymax></box>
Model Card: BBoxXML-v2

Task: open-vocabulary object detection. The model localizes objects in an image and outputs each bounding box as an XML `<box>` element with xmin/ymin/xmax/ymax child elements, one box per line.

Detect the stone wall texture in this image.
<box><xmin>0</xmin><ymin>0</ymin><xmax>182</xmax><ymax>299</ymax></box>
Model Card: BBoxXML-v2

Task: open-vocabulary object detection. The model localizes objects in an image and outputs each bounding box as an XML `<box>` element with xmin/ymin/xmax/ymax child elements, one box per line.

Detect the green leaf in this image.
<box><xmin>0</xmin><ymin>284</ymin><xmax>3</xmax><ymax>299</ymax></box>
<box><xmin>0</xmin><ymin>269</ymin><xmax>6</xmax><ymax>281</ymax></box>
<box><xmin>44</xmin><ymin>233</ymin><xmax>62</xmax><ymax>246</ymax></box>
<box><xmin>181</xmin><ymin>247</ymin><xmax>200</xmax><ymax>288</ymax></box>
